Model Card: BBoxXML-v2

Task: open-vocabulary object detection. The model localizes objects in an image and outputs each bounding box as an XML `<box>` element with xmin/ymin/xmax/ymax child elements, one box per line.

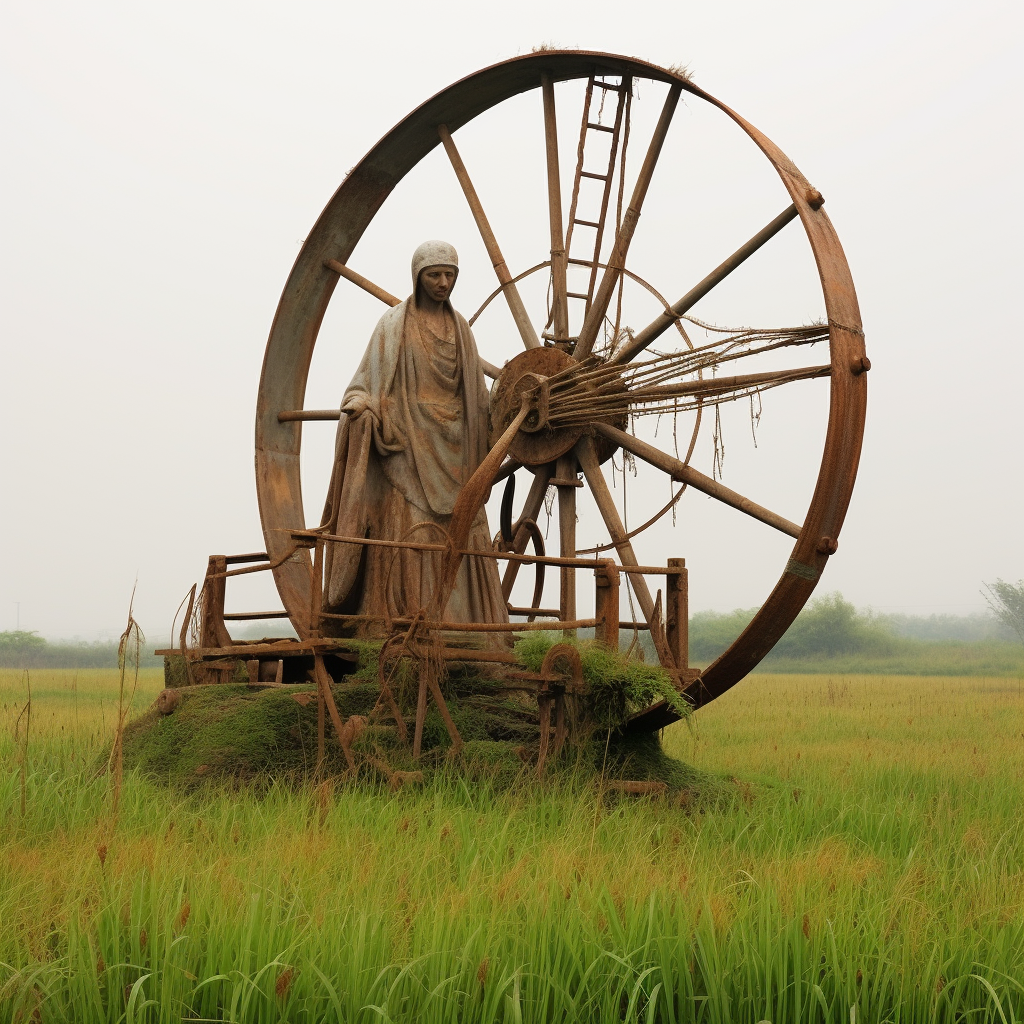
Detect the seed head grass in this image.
<box><xmin>1</xmin><ymin>668</ymin><xmax>1021</xmax><ymax>1021</ymax></box>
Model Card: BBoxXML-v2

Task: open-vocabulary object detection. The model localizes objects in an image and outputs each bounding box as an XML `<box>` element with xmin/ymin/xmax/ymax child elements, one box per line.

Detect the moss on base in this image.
<box><xmin>122</xmin><ymin>637</ymin><xmax>722</xmax><ymax>797</ymax></box>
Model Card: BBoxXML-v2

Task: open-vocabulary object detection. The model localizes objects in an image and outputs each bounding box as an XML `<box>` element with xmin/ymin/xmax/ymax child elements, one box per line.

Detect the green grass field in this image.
<box><xmin>1</xmin><ymin>667</ymin><xmax>1022</xmax><ymax>1022</ymax></box>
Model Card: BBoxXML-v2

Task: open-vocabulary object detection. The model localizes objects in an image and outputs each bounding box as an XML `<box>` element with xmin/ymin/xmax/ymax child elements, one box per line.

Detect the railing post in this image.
<box><xmin>666</xmin><ymin>557</ymin><xmax>688</xmax><ymax>670</ymax></box>
<box><xmin>200</xmin><ymin>555</ymin><xmax>233</xmax><ymax>649</ymax></box>
<box><xmin>594</xmin><ymin>559</ymin><xmax>620</xmax><ymax>651</ymax></box>
<box><xmin>309</xmin><ymin>537</ymin><xmax>324</xmax><ymax>639</ymax></box>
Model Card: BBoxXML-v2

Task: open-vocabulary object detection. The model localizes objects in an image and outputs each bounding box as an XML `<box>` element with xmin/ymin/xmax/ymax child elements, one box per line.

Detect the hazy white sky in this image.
<box><xmin>1</xmin><ymin>0</ymin><xmax>1021</xmax><ymax>640</ymax></box>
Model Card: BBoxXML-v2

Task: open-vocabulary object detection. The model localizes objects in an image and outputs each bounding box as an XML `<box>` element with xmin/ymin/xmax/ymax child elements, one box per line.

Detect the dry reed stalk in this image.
<box><xmin>14</xmin><ymin>669</ymin><xmax>31</xmax><ymax>817</ymax></box>
<box><xmin>108</xmin><ymin>588</ymin><xmax>144</xmax><ymax>818</ymax></box>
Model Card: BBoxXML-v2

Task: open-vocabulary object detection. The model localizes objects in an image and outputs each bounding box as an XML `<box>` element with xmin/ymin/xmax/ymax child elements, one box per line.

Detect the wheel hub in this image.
<box><xmin>489</xmin><ymin>348</ymin><xmax>583</xmax><ymax>465</ymax></box>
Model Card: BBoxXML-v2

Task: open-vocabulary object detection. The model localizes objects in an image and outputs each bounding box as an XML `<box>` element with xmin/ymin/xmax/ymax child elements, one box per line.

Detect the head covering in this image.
<box><xmin>411</xmin><ymin>240</ymin><xmax>459</xmax><ymax>292</ymax></box>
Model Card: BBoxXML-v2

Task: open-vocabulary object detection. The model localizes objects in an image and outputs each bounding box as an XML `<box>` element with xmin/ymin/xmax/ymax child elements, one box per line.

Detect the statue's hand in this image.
<box><xmin>342</xmin><ymin>394</ymin><xmax>369</xmax><ymax>418</ymax></box>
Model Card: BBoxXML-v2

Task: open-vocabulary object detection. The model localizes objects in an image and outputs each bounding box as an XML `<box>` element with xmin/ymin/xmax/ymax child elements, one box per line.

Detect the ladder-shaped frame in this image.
<box><xmin>546</xmin><ymin>74</ymin><xmax>632</xmax><ymax>345</ymax></box>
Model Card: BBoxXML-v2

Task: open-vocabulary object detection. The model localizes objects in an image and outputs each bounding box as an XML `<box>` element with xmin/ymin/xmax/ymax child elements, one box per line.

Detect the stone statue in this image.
<box><xmin>321</xmin><ymin>240</ymin><xmax>508</xmax><ymax>630</ymax></box>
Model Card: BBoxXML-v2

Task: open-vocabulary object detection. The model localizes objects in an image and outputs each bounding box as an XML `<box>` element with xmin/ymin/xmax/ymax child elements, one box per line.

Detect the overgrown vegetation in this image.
<box><xmin>116</xmin><ymin>637</ymin><xmax>704</xmax><ymax>794</ymax></box>
<box><xmin>1</xmin><ymin>667</ymin><xmax>1021</xmax><ymax>1022</ymax></box>
<box><xmin>514</xmin><ymin>633</ymin><xmax>690</xmax><ymax>728</ymax></box>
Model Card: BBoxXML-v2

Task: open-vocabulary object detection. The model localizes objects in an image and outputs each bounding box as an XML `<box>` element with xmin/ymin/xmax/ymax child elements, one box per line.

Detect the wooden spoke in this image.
<box><xmin>541</xmin><ymin>75</ymin><xmax>569</xmax><ymax>343</ymax></box>
<box><xmin>574</xmin><ymin>84</ymin><xmax>682</xmax><ymax>360</ymax></box>
<box><xmin>279</xmin><ymin>409</ymin><xmax>341</xmax><ymax>422</ymax></box>
<box><xmin>612</xmin><ymin>204</ymin><xmax>799</xmax><ymax>365</ymax></box>
<box><xmin>438</xmin><ymin>124</ymin><xmax>541</xmax><ymax>350</ymax></box>
<box><xmin>576</xmin><ymin>437</ymin><xmax>660</xmax><ymax>630</ymax></box>
<box><xmin>502</xmin><ymin>463</ymin><xmax>555</xmax><ymax>599</ymax></box>
<box><xmin>324</xmin><ymin>259</ymin><xmax>402</xmax><ymax>307</ymax></box>
<box><xmin>593</xmin><ymin>421</ymin><xmax>802</xmax><ymax>539</ymax></box>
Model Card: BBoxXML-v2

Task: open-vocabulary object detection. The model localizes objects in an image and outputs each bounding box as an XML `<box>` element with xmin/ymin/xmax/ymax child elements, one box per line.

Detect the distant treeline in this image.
<box><xmin>2</xmin><ymin>594</ymin><xmax>1022</xmax><ymax>675</ymax></box>
<box><xmin>0</xmin><ymin>632</ymin><xmax>163</xmax><ymax>670</ymax></box>
<box><xmin>689</xmin><ymin>593</ymin><xmax>1024</xmax><ymax>675</ymax></box>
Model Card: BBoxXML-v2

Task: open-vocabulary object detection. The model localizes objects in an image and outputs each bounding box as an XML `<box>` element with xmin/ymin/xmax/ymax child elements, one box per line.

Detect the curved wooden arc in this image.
<box><xmin>254</xmin><ymin>50</ymin><xmax>866</xmax><ymax>718</ymax></box>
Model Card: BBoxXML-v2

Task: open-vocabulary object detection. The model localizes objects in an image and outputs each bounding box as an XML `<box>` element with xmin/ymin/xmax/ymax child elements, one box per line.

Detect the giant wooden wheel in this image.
<box><xmin>255</xmin><ymin>50</ymin><xmax>867</xmax><ymax>727</ymax></box>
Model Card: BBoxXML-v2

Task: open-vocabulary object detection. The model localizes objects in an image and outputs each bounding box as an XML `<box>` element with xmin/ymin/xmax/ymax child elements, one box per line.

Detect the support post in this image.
<box><xmin>666</xmin><ymin>558</ymin><xmax>688</xmax><ymax>670</ymax></box>
<box><xmin>200</xmin><ymin>556</ymin><xmax>233</xmax><ymax>650</ymax></box>
<box><xmin>594</xmin><ymin>559</ymin><xmax>620</xmax><ymax>652</ymax></box>
<box><xmin>426</xmin><ymin>670</ymin><xmax>464</xmax><ymax>755</ymax></box>
<box><xmin>536</xmin><ymin>693</ymin><xmax>553</xmax><ymax>777</ymax></box>
<box><xmin>555</xmin><ymin>453</ymin><xmax>578</xmax><ymax>636</ymax></box>
<box><xmin>317</xmin><ymin>689</ymin><xmax>326</xmax><ymax>770</ymax></box>
<box><xmin>412</xmin><ymin>665</ymin><xmax>430</xmax><ymax>761</ymax></box>
<box><xmin>552</xmin><ymin>693</ymin><xmax>567</xmax><ymax>759</ymax></box>
<box><xmin>314</xmin><ymin>654</ymin><xmax>347</xmax><ymax>754</ymax></box>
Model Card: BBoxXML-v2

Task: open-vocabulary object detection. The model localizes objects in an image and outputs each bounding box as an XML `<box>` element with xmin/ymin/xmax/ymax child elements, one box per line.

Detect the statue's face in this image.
<box><xmin>419</xmin><ymin>265</ymin><xmax>457</xmax><ymax>303</ymax></box>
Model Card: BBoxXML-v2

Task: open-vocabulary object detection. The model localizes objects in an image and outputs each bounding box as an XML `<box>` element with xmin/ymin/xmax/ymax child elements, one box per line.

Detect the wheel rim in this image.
<box><xmin>255</xmin><ymin>49</ymin><xmax>867</xmax><ymax>715</ymax></box>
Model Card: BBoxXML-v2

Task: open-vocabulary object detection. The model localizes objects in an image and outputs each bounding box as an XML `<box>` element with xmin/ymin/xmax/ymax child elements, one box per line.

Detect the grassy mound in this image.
<box><xmin>121</xmin><ymin>636</ymin><xmax>722</xmax><ymax>797</ymax></box>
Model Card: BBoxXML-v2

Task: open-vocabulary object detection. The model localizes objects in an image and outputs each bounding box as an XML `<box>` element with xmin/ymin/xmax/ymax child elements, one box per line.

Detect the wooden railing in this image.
<box><xmin>183</xmin><ymin>533</ymin><xmax>691</xmax><ymax>677</ymax></box>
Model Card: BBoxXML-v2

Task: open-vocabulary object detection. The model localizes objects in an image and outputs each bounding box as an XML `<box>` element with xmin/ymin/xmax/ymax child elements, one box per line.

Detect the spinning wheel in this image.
<box><xmin>256</xmin><ymin>50</ymin><xmax>867</xmax><ymax>726</ymax></box>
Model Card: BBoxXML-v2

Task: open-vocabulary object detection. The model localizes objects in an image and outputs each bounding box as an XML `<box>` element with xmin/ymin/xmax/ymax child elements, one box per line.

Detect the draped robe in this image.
<box><xmin>321</xmin><ymin>297</ymin><xmax>508</xmax><ymax>629</ymax></box>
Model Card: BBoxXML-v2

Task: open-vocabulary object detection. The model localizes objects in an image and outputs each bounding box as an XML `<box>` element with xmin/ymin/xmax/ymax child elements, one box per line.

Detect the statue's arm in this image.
<box><xmin>341</xmin><ymin>391</ymin><xmax>370</xmax><ymax>417</ymax></box>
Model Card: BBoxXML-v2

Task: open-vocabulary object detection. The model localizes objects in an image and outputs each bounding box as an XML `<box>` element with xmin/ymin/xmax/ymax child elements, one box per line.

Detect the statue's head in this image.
<box><xmin>411</xmin><ymin>240</ymin><xmax>459</xmax><ymax>303</ymax></box>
